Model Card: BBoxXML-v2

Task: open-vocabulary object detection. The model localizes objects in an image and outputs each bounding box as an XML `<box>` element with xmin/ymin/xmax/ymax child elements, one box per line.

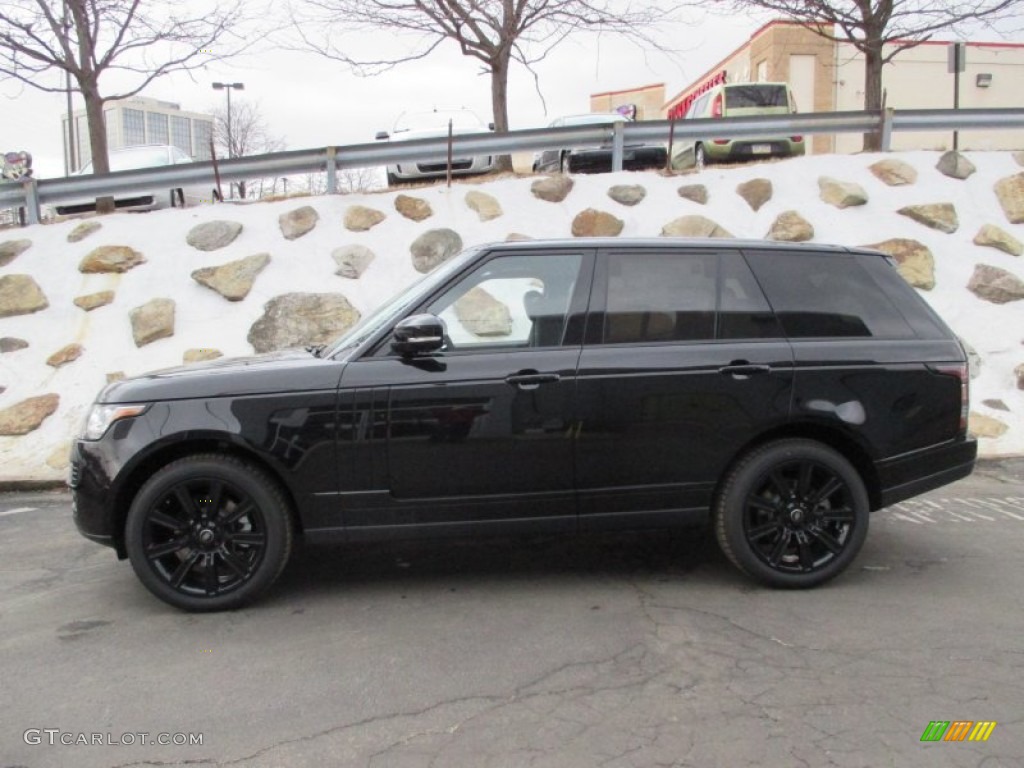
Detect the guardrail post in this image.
<box><xmin>612</xmin><ymin>122</ymin><xmax>625</xmax><ymax>172</ymax></box>
<box><xmin>326</xmin><ymin>147</ymin><xmax>337</xmax><ymax>194</ymax></box>
<box><xmin>880</xmin><ymin>108</ymin><xmax>894</xmax><ymax>152</ymax></box>
<box><xmin>22</xmin><ymin>178</ymin><xmax>40</xmax><ymax>225</ymax></box>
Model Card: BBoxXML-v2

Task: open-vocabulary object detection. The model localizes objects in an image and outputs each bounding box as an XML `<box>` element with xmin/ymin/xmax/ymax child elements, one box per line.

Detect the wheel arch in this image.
<box><xmin>715</xmin><ymin>422</ymin><xmax>882</xmax><ymax>513</ymax></box>
<box><xmin>110</xmin><ymin>436</ymin><xmax>303</xmax><ymax>558</ymax></box>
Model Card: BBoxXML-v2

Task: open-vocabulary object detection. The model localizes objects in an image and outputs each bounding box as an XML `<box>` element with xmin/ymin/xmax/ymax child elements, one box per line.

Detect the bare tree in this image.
<box><xmin>211</xmin><ymin>99</ymin><xmax>286</xmax><ymax>199</ymax></box>
<box><xmin>0</xmin><ymin>0</ymin><xmax>262</xmax><ymax>181</ymax></box>
<box><xmin>703</xmin><ymin>0</ymin><xmax>1023</xmax><ymax>149</ymax></box>
<box><xmin>288</xmin><ymin>0</ymin><xmax>679</xmax><ymax>171</ymax></box>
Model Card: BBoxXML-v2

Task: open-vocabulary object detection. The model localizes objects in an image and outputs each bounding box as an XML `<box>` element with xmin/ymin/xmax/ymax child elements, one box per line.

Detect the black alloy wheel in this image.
<box><xmin>125</xmin><ymin>455</ymin><xmax>292</xmax><ymax>611</ymax></box>
<box><xmin>714</xmin><ymin>439</ymin><xmax>869</xmax><ymax>588</ymax></box>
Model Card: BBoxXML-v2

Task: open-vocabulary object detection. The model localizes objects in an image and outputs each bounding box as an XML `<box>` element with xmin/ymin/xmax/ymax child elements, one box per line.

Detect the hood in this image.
<box><xmin>100</xmin><ymin>349</ymin><xmax>345</xmax><ymax>404</ymax></box>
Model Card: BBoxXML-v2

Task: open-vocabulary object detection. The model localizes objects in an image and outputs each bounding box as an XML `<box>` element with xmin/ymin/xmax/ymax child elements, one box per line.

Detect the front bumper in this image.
<box><xmin>389</xmin><ymin>155</ymin><xmax>495</xmax><ymax>181</ymax></box>
<box><xmin>877</xmin><ymin>438</ymin><xmax>978</xmax><ymax>509</ymax></box>
<box><xmin>69</xmin><ymin>438</ymin><xmax>123</xmax><ymax>555</ymax></box>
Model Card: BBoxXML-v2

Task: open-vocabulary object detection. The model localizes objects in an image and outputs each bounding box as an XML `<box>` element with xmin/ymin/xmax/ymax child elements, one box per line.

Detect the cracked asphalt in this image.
<box><xmin>2</xmin><ymin>461</ymin><xmax>1023</xmax><ymax>768</ymax></box>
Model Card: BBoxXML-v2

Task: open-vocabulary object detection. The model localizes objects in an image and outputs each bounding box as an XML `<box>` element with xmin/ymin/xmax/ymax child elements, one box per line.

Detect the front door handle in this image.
<box><xmin>719</xmin><ymin>363</ymin><xmax>771</xmax><ymax>377</ymax></box>
<box><xmin>506</xmin><ymin>372</ymin><xmax>561</xmax><ymax>390</ymax></box>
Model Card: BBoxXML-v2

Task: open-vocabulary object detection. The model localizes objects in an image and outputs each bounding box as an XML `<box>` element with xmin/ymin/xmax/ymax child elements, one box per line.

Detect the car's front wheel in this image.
<box><xmin>125</xmin><ymin>455</ymin><xmax>293</xmax><ymax>611</ymax></box>
<box><xmin>714</xmin><ymin>439</ymin><xmax>869</xmax><ymax>588</ymax></box>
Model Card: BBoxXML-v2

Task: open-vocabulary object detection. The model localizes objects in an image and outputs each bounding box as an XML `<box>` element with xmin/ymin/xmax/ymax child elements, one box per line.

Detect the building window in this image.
<box><xmin>192</xmin><ymin>119</ymin><xmax>213</xmax><ymax>159</ymax></box>
<box><xmin>170</xmin><ymin>116</ymin><xmax>192</xmax><ymax>156</ymax></box>
<box><xmin>122</xmin><ymin>108</ymin><xmax>145</xmax><ymax>146</ymax></box>
<box><xmin>147</xmin><ymin>112</ymin><xmax>169</xmax><ymax>145</ymax></box>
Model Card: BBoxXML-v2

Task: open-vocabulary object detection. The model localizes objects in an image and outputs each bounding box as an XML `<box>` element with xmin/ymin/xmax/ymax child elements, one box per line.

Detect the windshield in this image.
<box><xmin>322</xmin><ymin>245</ymin><xmax>486</xmax><ymax>358</ymax></box>
<box><xmin>394</xmin><ymin>110</ymin><xmax>485</xmax><ymax>133</ymax></box>
<box><xmin>79</xmin><ymin>146</ymin><xmax>173</xmax><ymax>174</ymax></box>
<box><xmin>725</xmin><ymin>85</ymin><xmax>788</xmax><ymax>109</ymax></box>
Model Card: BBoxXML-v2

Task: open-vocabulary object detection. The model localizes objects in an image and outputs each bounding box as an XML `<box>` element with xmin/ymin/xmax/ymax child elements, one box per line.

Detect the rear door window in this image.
<box><xmin>743</xmin><ymin>250</ymin><xmax>917</xmax><ymax>339</ymax></box>
<box><xmin>725</xmin><ymin>85</ymin><xmax>788</xmax><ymax>109</ymax></box>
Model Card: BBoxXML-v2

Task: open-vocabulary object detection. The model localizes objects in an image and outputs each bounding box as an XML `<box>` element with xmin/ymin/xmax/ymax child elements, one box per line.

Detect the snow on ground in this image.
<box><xmin>1</xmin><ymin>150</ymin><xmax>1022</xmax><ymax>482</ymax></box>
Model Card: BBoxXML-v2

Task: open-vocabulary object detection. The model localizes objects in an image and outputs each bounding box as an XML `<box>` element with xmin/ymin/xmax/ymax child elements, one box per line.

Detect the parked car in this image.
<box><xmin>54</xmin><ymin>144</ymin><xmax>212</xmax><ymax>216</ymax></box>
<box><xmin>71</xmin><ymin>238</ymin><xmax>977</xmax><ymax>611</ymax></box>
<box><xmin>533</xmin><ymin>113</ymin><xmax>667</xmax><ymax>173</ymax></box>
<box><xmin>670</xmin><ymin>82</ymin><xmax>806</xmax><ymax>170</ymax></box>
<box><xmin>375</xmin><ymin>108</ymin><xmax>495</xmax><ymax>186</ymax></box>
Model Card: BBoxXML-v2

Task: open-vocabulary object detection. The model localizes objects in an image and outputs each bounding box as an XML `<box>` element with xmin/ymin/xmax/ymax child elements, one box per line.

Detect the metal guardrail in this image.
<box><xmin>2</xmin><ymin>107</ymin><xmax>1022</xmax><ymax>226</ymax></box>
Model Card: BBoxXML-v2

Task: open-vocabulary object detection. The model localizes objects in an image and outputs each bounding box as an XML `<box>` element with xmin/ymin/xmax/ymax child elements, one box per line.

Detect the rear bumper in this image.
<box><xmin>876</xmin><ymin>438</ymin><xmax>978</xmax><ymax>509</ymax></box>
<box><xmin>704</xmin><ymin>139</ymin><xmax>805</xmax><ymax>161</ymax></box>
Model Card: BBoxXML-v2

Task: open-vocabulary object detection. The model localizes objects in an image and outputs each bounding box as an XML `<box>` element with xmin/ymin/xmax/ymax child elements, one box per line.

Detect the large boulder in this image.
<box><xmin>332</xmin><ymin>245</ymin><xmax>375</xmax><ymax>279</ymax></box>
<box><xmin>897</xmin><ymin>203</ymin><xmax>959</xmax><ymax>234</ymax></box>
<box><xmin>607</xmin><ymin>184</ymin><xmax>646</xmax><ymax>206</ymax></box>
<box><xmin>67</xmin><ymin>221</ymin><xmax>102</xmax><ymax>243</ymax></box>
<box><xmin>183</xmin><ymin>348</ymin><xmax>223</xmax><ymax>364</ymax></box>
<box><xmin>130</xmin><ymin>298</ymin><xmax>176</xmax><ymax>347</ymax></box>
<box><xmin>248</xmin><ymin>293</ymin><xmax>361</xmax><ymax>353</ymax></box>
<box><xmin>46</xmin><ymin>343</ymin><xmax>84</xmax><ymax>368</ymax></box>
<box><xmin>864</xmin><ymin>238</ymin><xmax>935</xmax><ymax>290</ymax></box>
<box><xmin>967</xmin><ymin>264</ymin><xmax>1024</xmax><ymax>304</ymax></box>
<box><xmin>411</xmin><ymin>228</ymin><xmax>463</xmax><ymax>273</ymax></box>
<box><xmin>736</xmin><ymin>178</ymin><xmax>772</xmax><ymax>211</ymax></box>
<box><xmin>344</xmin><ymin>205</ymin><xmax>386</xmax><ymax>232</ymax></box>
<box><xmin>869</xmin><ymin>159</ymin><xmax>917</xmax><ymax>186</ymax></box>
<box><xmin>191</xmin><ymin>253</ymin><xmax>270</xmax><ymax>301</ymax></box>
<box><xmin>819</xmin><ymin>177</ymin><xmax>868</xmax><ymax>208</ymax></box>
<box><xmin>677</xmin><ymin>184</ymin><xmax>708</xmax><ymax>205</ymax></box>
<box><xmin>79</xmin><ymin>245</ymin><xmax>145</xmax><ymax>273</ymax></box>
<box><xmin>661</xmin><ymin>215</ymin><xmax>733</xmax><ymax>238</ymax></box>
<box><xmin>0</xmin><ymin>394</ymin><xmax>60</xmax><ymax>436</ymax></box>
<box><xmin>936</xmin><ymin>151</ymin><xmax>976</xmax><ymax>180</ymax></box>
<box><xmin>531</xmin><ymin>175</ymin><xmax>574</xmax><ymax>203</ymax></box>
<box><xmin>279</xmin><ymin>206</ymin><xmax>319</xmax><ymax>240</ymax></box>
<box><xmin>969</xmin><ymin>412</ymin><xmax>1009</xmax><ymax>439</ymax></box>
<box><xmin>571</xmin><ymin>208</ymin><xmax>624</xmax><ymax>237</ymax></box>
<box><xmin>46</xmin><ymin>442</ymin><xmax>72</xmax><ymax>471</ymax></box>
<box><xmin>453</xmin><ymin>287</ymin><xmax>512</xmax><ymax>337</ymax></box>
<box><xmin>394</xmin><ymin>194</ymin><xmax>433</xmax><ymax>222</ymax></box>
<box><xmin>973</xmin><ymin>224</ymin><xmax>1023</xmax><ymax>257</ymax></box>
<box><xmin>767</xmin><ymin>211</ymin><xmax>814</xmax><ymax>242</ymax></box>
<box><xmin>74</xmin><ymin>290</ymin><xmax>115</xmax><ymax>311</ymax></box>
<box><xmin>0</xmin><ymin>274</ymin><xmax>48</xmax><ymax>317</ymax></box>
<box><xmin>465</xmin><ymin>190</ymin><xmax>503</xmax><ymax>221</ymax></box>
<box><xmin>0</xmin><ymin>239</ymin><xmax>31</xmax><ymax>267</ymax></box>
<box><xmin>186</xmin><ymin>220</ymin><xmax>242</xmax><ymax>251</ymax></box>
<box><xmin>0</xmin><ymin>337</ymin><xmax>29</xmax><ymax>353</ymax></box>
<box><xmin>995</xmin><ymin>173</ymin><xmax>1024</xmax><ymax>224</ymax></box>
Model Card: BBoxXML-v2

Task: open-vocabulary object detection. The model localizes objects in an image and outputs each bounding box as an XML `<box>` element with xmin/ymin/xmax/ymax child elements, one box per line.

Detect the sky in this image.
<box><xmin>1</xmin><ymin>7</ymin><xmax>762</xmax><ymax>178</ymax></box>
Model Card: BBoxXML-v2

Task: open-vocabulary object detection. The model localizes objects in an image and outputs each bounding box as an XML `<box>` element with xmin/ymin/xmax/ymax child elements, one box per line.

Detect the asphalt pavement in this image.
<box><xmin>2</xmin><ymin>460</ymin><xmax>1023</xmax><ymax>767</ymax></box>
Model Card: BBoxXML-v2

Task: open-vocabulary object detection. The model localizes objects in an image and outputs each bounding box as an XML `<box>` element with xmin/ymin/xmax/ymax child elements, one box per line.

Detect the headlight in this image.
<box><xmin>80</xmin><ymin>403</ymin><xmax>149</xmax><ymax>441</ymax></box>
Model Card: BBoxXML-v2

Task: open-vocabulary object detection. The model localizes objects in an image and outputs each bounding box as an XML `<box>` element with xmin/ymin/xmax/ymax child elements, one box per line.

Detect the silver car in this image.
<box><xmin>375</xmin><ymin>109</ymin><xmax>495</xmax><ymax>186</ymax></box>
<box><xmin>55</xmin><ymin>144</ymin><xmax>213</xmax><ymax>215</ymax></box>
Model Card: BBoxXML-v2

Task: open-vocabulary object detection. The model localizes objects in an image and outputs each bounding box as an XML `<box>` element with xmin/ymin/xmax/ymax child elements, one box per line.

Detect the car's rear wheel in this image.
<box><xmin>125</xmin><ymin>455</ymin><xmax>293</xmax><ymax>612</ymax></box>
<box><xmin>714</xmin><ymin>439</ymin><xmax>869</xmax><ymax>588</ymax></box>
<box><xmin>695</xmin><ymin>143</ymin><xmax>707</xmax><ymax>171</ymax></box>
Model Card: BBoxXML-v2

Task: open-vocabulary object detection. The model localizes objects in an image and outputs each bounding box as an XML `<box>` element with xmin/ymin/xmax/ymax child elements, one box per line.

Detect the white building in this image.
<box><xmin>62</xmin><ymin>97</ymin><xmax>214</xmax><ymax>173</ymax></box>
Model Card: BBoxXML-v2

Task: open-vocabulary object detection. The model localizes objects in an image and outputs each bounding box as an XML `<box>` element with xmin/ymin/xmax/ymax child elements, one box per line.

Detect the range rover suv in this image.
<box><xmin>70</xmin><ymin>239</ymin><xmax>977</xmax><ymax>611</ymax></box>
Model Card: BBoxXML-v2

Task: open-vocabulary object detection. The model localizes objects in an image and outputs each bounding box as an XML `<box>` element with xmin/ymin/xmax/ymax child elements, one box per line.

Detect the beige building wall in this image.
<box><xmin>834</xmin><ymin>41</ymin><xmax>1024</xmax><ymax>152</ymax></box>
<box><xmin>590</xmin><ymin>83</ymin><xmax>666</xmax><ymax>120</ymax></box>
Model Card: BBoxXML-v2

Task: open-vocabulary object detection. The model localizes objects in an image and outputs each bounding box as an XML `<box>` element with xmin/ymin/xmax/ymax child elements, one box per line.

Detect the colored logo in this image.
<box><xmin>921</xmin><ymin>721</ymin><xmax>997</xmax><ymax>742</ymax></box>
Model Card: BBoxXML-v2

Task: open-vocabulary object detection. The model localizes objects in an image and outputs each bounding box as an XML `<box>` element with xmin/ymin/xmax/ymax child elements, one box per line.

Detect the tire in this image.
<box><xmin>171</xmin><ymin>188</ymin><xmax>185</xmax><ymax>208</ymax></box>
<box><xmin>714</xmin><ymin>439</ymin><xmax>869</xmax><ymax>589</ymax></box>
<box><xmin>695</xmin><ymin>143</ymin><xmax>707</xmax><ymax>171</ymax></box>
<box><xmin>386</xmin><ymin>171</ymin><xmax>401</xmax><ymax>187</ymax></box>
<box><xmin>125</xmin><ymin>454</ymin><xmax>293</xmax><ymax>612</ymax></box>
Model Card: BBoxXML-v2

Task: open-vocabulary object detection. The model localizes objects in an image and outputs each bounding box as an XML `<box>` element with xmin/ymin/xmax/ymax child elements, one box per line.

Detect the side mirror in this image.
<box><xmin>375</xmin><ymin>131</ymin><xmax>389</xmax><ymax>141</ymax></box>
<box><xmin>392</xmin><ymin>314</ymin><xmax>445</xmax><ymax>356</ymax></box>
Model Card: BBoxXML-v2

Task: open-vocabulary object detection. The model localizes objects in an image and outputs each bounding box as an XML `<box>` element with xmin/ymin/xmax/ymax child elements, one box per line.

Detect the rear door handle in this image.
<box><xmin>506</xmin><ymin>372</ymin><xmax>561</xmax><ymax>390</ymax></box>
<box><xmin>718</xmin><ymin>364</ymin><xmax>771</xmax><ymax>377</ymax></box>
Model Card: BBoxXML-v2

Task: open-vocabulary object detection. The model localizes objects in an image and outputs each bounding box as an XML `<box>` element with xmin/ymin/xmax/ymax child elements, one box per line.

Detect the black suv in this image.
<box><xmin>71</xmin><ymin>239</ymin><xmax>977</xmax><ymax>611</ymax></box>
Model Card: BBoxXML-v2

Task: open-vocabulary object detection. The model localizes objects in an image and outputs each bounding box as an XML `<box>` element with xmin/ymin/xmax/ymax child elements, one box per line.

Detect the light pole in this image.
<box><xmin>212</xmin><ymin>81</ymin><xmax>244</xmax><ymax>197</ymax></box>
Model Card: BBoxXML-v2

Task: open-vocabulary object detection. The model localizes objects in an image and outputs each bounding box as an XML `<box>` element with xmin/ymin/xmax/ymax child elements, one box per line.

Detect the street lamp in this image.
<box><xmin>212</xmin><ymin>81</ymin><xmax>244</xmax><ymax>197</ymax></box>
